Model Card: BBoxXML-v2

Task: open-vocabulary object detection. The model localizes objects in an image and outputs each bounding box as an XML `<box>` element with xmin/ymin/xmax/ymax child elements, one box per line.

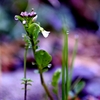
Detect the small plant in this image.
<box><xmin>15</xmin><ymin>8</ymin><xmax>53</xmax><ymax>100</ymax></box>
<box><xmin>15</xmin><ymin>8</ymin><xmax>85</xmax><ymax>100</ymax></box>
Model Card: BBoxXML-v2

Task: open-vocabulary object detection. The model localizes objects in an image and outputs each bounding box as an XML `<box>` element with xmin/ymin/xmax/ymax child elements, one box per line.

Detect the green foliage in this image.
<box><xmin>35</xmin><ymin>50</ymin><xmax>52</xmax><ymax>69</ymax></box>
<box><xmin>21</xmin><ymin>78</ymin><xmax>33</xmax><ymax>87</ymax></box>
<box><xmin>51</xmin><ymin>69</ymin><xmax>61</xmax><ymax>87</ymax></box>
<box><xmin>68</xmin><ymin>80</ymin><xmax>85</xmax><ymax>99</ymax></box>
<box><xmin>27</xmin><ymin>23</ymin><xmax>40</xmax><ymax>41</ymax></box>
<box><xmin>15</xmin><ymin>15</ymin><xmax>23</xmax><ymax>22</ymax></box>
<box><xmin>21</xmin><ymin>78</ymin><xmax>33</xmax><ymax>83</ymax></box>
<box><xmin>73</xmin><ymin>81</ymin><xmax>85</xmax><ymax>94</ymax></box>
<box><xmin>51</xmin><ymin>69</ymin><xmax>61</xmax><ymax>94</ymax></box>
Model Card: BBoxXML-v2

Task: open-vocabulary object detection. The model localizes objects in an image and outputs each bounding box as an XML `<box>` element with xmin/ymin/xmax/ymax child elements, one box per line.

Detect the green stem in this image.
<box><xmin>56</xmin><ymin>87</ymin><xmax>60</xmax><ymax>100</ymax></box>
<box><xmin>31</xmin><ymin>41</ymin><xmax>53</xmax><ymax>100</ymax></box>
<box><xmin>65</xmin><ymin>33</ymin><xmax>69</xmax><ymax>100</ymax></box>
<box><xmin>69</xmin><ymin>37</ymin><xmax>78</xmax><ymax>91</ymax></box>
<box><xmin>39</xmin><ymin>68</ymin><xmax>53</xmax><ymax>100</ymax></box>
<box><xmin>62</xmin><ymin>36</ymin><xmax>65</xmax><ymax>100</ymax></box>
<box><xmin>62</xmin><ymin>30</ymin><xmax>69</xmax><ymax>100</ymax></box>
<box><xmin>24</xmin><ymin>47</ymin><xmax>28</xmax><ymax>100</ymax></box>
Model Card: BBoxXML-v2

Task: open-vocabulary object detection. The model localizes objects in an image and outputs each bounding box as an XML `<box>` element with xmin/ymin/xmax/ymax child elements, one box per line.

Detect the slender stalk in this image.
<box><xmin>65</xmin><ymin>33</ymin><xmax>69</xmax><ymax>100</ymax></box>
<box><xmin>62</xmin><ymin>34</ymin><xmax>66</xmax><ymax>100</ymax></box>
<box><xmin>69</xmin><ymin>36</ymin><xmax>78</xmax><ymax>91</ymax></box>
<box><xmin>31</xmin><ymin>41</ymin><xmax>53</xmax><ymax>100</ymax></box>
<box><xmin>56</xmin><ymin>87</ymin><xmax>60</xmax><ymax>100</ymax></box>
<box><xmin>24</xmin><ymin>47</ymin><xmax>28</xmax><ymax>100</ymax></box>
<box><xmin>39</xmin><ymin>68</ymin><xmax>53</xmax><ymax>100</ymax></box>
<box><xmin>62</xmin><ymin>28</ymin><xmax>69</xmax><ymax>100</ymax></box>
<box><xmin>62</xmin><ymin>52</ymin><xmax>65</xmax><ymax>100</ymax></box>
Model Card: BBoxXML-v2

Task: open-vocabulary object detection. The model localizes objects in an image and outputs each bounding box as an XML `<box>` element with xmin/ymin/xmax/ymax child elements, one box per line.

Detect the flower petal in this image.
<box><xmin>32</xmin><ymin>15</ymin><xmax>38</xmax><ymax>21</ymax></box>
<box><xmin>42</xmin><ymin>30</ymin><xmax>50</xmax><ymax>38</ymax></box>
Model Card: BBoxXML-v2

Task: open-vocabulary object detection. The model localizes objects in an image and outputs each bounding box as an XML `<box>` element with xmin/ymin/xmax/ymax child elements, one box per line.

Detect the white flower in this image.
<box><xmin>32</xmin><ymin>15</ymin><xmax>38</xmax><ymax>21</ymax></box>
<box><xmin>40</xmin><ymin>27</ymin><xmax>50</xmax><ymax>38</ymax></box>
<box><xmin>42</xmin><ymin>30</ymin><xmax>50</xmax><ymax>38</ymax></box>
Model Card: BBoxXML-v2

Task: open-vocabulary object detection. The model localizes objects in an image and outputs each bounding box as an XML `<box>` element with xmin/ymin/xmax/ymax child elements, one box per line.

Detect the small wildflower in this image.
<box><xmin>42</xmin><ymin>30</ymin><xmax>50</xmax><ymax>38</ymax></box>
<box><xmin>20</xmin><ymin>9</ymin><xmax>37</xmax><ymax>17</ymax></box>
<box><xmin>20</xmin><ymin>12</ymin><xmax>24</xmax><ymax>16</ymax></box>
<box><xmin>28</xmin><ymin>11</ymin><xmax>35</xmax><ymax>16</ymax></box>
<box><xmin>20</xmin><ymin>11</ymin><xmax>28</xmax><ymax>17</ymax></box>
<box><xmin>32</xmin><ymin>15</ymin><xmax>38</xmax><ymax>21</ymax></box>
<box><xmin>40</xmin><ymin>27</ymin><xmax>50</xmax><ymax>38</ymax></box>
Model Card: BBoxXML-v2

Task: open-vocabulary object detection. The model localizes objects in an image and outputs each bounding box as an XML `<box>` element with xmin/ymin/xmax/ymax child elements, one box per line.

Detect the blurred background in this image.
<box><xmin>1</xmin><ymin>0</ymin><xmax>100</xmax><ymax>100</ymax></box>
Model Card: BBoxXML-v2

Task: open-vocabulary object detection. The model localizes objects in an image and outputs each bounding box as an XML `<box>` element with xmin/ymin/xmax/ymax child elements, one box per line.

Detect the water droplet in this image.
<box><xmin>34</xmin><ymin>69</ymin><xmax>39</xmax><ymax>74</ymax></box>
<box><xmin>31</xmin><ymin>8</ymin><xmax>34</xmax><ymax>11</ymax></box>
<box><xmin>66</xmin><ymin>31</ymin><xmax>69</xmax><ymax>34</ymax></box>
<box><xmin>57</xmin><ymin>68</ymin><xmax>61</xmax><ymax>72</ymax></box>
<box><xmin>32</xmin><ymin>62</ymin><xmax>35</xmax><ymax>65</ymax></box>
<box><xmin>28</xmin><ymin>45</ymin><xmax>31</xmax><ymax>48</ymax></box>
<box><xmin>22</xmin><ymin>34</ymin><xmax>25</xmax><ymax>38</ymax></box>
<box><xmin>48</xmin><ymin>64</ymin><xmax>52</xmax><ymax>68</ymax></box>
<box><xmin>14</xmin><ymin>15</ymin><xmax>18</xmax><ymax>20</ymax></box>
<box><xmin>22</xmin><ymin>20</ymin><xmax>26</xmax><ymax>24</ymax></box>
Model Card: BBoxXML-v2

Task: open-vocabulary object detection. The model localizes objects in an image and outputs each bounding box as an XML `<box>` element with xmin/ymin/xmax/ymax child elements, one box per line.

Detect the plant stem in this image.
<box><xmin>69</xmin><ymin>36</ymin><xmax>78</xmax><ymax>91</ymax></box>
<box><xmin>24</xmin><ymin>47</ymin><xmax>28</xmax><ymax>100</ymax></box>
<box><xmin>62</xmin><ymin>36</ymin><xmax>65</xmax><ymax>100</ymax></box>
<box><xmin>64</xmin><ymin>33</ymin><xmax>69</xmax><ymax>100</ymax></box>
<box><xmin>56</xmin><ymin>87</ymin><xmax>60</xmax><ymax>100</ymax></box>
<box><xmin>62</xmin><ymin>27</ymin><xmax>69</xmax><ymax>100</ymax></box>
<box><xmin>39</xmin><ymin>68</ymin><xmax>53</xmax><ymax>100</ymax></box>
<box><xmin>31</xmin><ymin>41</ymin><xmax>53</xmax><ymax>100</ymax></box>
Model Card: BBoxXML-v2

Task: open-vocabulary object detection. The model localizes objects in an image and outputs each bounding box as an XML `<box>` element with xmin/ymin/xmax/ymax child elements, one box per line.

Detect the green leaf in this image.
<box><xmin>27</xmin><ymin>83</ymin><xmax>32</xmax><ymax>86</ymax></box>
<box><xmin>21</xmin><ymin>78</ymin><xmax>27</xmax><ymax>81</ymax></box>
<box><xmin>51</xmin><ymin>69</ymin><xmax>61</xmax><ymax>87</ymax></box>
<box><xmin>27</xmin><ymin>79</ymin><xmax>33</xmax><ymax>82</ymax></box>
<box><xmin>21</xmin><ymin>78</ymin><xmax>33</xmax><ymax>82</ymax></box>
<box><xmin>35</xmin><ymin>50</ymin><xmax>52</xmax><ymax>68</ymax></box>
<box><xmin>21</xmin><ymin>82</ymin><xmax>25</xmax><ymax>84</ymax></box>
<box><xmin>27</xmin><ymin>23</ymin><xmax>40</xmax><ymax>41</ymax></box>
<box><xmin>74</xmin><ymin>81</ymin><xmax>85</xmax><ymax>94</ymax></box>
<box><xmin>15</xmin><ymin>15</ymin><xmax>23</xmax><ymax>22</ymax></box>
